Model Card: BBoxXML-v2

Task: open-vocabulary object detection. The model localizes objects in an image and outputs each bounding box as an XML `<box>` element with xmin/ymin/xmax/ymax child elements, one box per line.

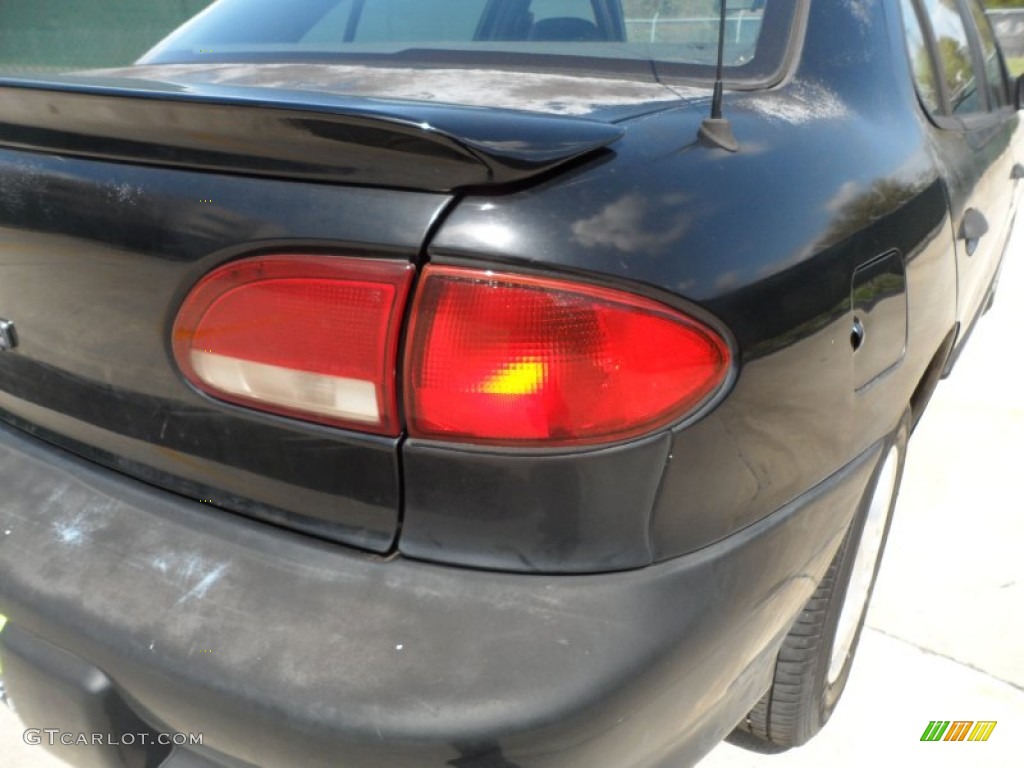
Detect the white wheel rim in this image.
<box><xmin>826</xmin><ymin>445</ymin><xmax>900</xmax><ymax>685</ymax></box>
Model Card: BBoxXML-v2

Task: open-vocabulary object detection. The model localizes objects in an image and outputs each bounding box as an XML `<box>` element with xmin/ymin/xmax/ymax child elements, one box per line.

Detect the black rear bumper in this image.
<box><xmin>0</xmin><ymin>421</ymin><xmax>882</xmax><ymax>767</ymax></box>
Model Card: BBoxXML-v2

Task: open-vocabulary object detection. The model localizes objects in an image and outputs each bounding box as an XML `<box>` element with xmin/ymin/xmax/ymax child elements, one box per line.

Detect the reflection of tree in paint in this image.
<box><xmin>823</xmin><ymin>177</ymin><xmax>925</xmax><ymax>248</ymax></box>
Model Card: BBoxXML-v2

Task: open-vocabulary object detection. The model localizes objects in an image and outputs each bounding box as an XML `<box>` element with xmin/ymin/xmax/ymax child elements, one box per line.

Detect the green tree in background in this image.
<box><xmin>0</xmin><ymin>0</ymin><xmax>213</xmax><ymax>72</ymax></box>
<box><xmin>936</xmin><ymin>35</ymin><xmax>974</xmax><ymax>98</ymax></box>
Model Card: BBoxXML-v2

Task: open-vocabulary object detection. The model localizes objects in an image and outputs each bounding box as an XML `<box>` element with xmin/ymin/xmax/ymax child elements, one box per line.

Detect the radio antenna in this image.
<box><xmin>698</xmin><ymin>0</ymin><xmax>738</xmax><ymax>152</ymax></box>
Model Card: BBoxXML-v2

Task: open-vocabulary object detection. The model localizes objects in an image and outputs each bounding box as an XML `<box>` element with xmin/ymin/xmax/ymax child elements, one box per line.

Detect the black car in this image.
<box><xmin>0</xmin><ymin>1</ymin><xmax>1019</xmax><ymax>766</ymax></box>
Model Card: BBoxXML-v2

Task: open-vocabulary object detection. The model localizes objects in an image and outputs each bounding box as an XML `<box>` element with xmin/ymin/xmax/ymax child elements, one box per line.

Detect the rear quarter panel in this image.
<box><xmin>421</xmin><ymin>0</ymin><xmax>959</xmax><ymax>560</ymax></box>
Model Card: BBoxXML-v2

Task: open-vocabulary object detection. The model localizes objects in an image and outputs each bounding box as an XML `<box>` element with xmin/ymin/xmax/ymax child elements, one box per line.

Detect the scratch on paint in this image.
<box><xmin>54</xmin><ymin>523</ymin><xmax>84</xmax><ymax>545</ymax></box>
<box><xmin>53</xmin><ymin>511</ymin><xmax>98</xmax><ymax>545</ymax></box>
<box><xmin>175</xmin><ymin>563</ymin><xmax>228</xmax><ymax>606</ymax></box>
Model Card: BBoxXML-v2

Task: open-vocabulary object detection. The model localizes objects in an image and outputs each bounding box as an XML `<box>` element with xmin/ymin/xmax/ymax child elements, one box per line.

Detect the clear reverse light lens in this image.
<box><xmin>173</xmin><ymin>255</ymin><xmax>414</xmax><ymax>435</ymax></box>
<box><xmin>190</xmin><ymin>351</ymin><xmax>381</xmax><ymax>424</ymax></box>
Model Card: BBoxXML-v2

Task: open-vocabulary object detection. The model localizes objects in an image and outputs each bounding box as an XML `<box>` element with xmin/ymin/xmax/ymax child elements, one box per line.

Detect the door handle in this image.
<box><xmin>1013</xmin><ymin>163</ymin><xmax>1024</xmax><ymax>181</ymax></box>
<box><xmin>959</xmin><ymin>208</ymin><xmax>989</xmax><ymax>257</ymax></box>
<box><xmin>850</xmin><ymin>316</ymin><xmax>866</xmax><ymax>352</ymax></box>
<box><xmin>0</xmin><ymin>319</ymin><xmax>16</xmax><ymax>351</ymax></box>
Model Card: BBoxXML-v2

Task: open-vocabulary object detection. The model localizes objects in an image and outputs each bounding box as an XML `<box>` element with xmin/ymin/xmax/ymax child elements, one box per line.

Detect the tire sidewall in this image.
<box><xmin>814</xmin><ymin>410</ymin><xmax>910</xmax><ymax>725</ymax></box>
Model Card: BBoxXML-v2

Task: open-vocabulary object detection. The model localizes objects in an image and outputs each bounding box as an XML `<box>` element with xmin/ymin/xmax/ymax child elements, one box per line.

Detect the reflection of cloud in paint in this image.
<box><xmin>844</xmin><ymin>0</ymin><xmax>872</xmax><ymax>26</ymax></box>
<box><xmin>715</xmin><ymin>271</ymin><xmax>740</xmax><ymax>290</ymax></box>
<box><xmin>102</xmin><ymin>63</ymin><xmax>686</xmax><ymax>116</ymax></box>
<box><xmin>571</xmin><ymin>194</ymin><xmax>690</xmax><ymax>254</ymax></box>
<box><xmin>826</xmin><ymin>180</ymin><xmax>863</xmax><ymax>212</ymax></box>
<box><xmin>744</xmin><ymin>82</ymin><xmax>847</xmax><ymax>125</ymax></box>
<box><xmin>472</xmin><ymin>223</ymin><xmax>516</xmax><ymax>249</ymax></box>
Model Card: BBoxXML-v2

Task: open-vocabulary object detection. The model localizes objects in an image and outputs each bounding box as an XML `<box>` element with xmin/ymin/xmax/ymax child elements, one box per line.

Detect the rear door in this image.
<box><xmin>903</xmin><ymin>0</ymin><xmax>1018</xmax><ymax>332</ymax></box>
<box><xmin>958</xmin><ymin>0</ymin><xmax>1018</xmax><ymax>313</ymax></box>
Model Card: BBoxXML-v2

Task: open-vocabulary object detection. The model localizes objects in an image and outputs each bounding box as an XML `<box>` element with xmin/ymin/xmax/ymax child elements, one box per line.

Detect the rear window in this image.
<box><xmin>135</xmin><ymin>0</ymin><xmax>801</xmax><ymax>84</ymax></box>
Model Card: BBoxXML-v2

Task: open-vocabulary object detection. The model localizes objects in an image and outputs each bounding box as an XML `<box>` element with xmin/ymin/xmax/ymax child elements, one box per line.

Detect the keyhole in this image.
<box><xmin>851</xmin><ymin>317</ymin><xmax>865</xmax><ymax>351</ymax></box>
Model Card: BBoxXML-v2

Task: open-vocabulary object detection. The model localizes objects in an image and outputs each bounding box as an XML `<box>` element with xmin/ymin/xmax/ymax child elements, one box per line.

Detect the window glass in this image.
<box><xmin>301</xmin><ymin>0</ymin><xmax>355</xmax><ymax>45</ymax></box>
<box><xmin>525</xmin><ymin>0</ymin><xmax>599</xmax><ymax>41</ymax></box>
<box><xmin>966</xmin><ymin>0</ymin><xmax>1008</xmax><ymax>108</ymax></box>
<box><xmin>531</xmin><ymin>0</ymin><xmax>598</xmax><ymax>24</ymax></box>
<box><xmin>900</xmin><ymin>0</ymin><xmax>943</xmax><ymax>114</ymax></box>
<box><xmin>0</xmin><ymin>0</ymin><xmax>799</xmax><ymax>84</ymax></box>
<box><xmin>353</xmin><ymin>0</ymin><xmax>489</xmax><ymax>43</ymax></box>
<box><xmin>135</xmin><ymin>0</ymin><xmax>785</xmax><ymax>76</ymax></box>
<box><xmin>622</xmin><ymin>0</ymin><xmax>764</xmax><ymax>65</ymax></box>
<box><xmin>0</xmin><ymin>0</ymin><xmax>213</xmax><ymax>73</ymax></box>
<box><xmin>918</xmin><ymin>0</ymin><xmax>981</xmax><ymax>115</ymax></box>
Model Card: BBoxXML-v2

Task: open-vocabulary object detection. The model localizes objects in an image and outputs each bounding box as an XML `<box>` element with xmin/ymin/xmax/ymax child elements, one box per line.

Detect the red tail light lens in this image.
<box><xmin>172</xmin><ymin>255</ymin><xmax>414</xmax><ymax>435</ymax></box>
<box><xmin>404</xmin><ymin>266</ymin><xmax>730</xmax><ymax>445</ymax></box>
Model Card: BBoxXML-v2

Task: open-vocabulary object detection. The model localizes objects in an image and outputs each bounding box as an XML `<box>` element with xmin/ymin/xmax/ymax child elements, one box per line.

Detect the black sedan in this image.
<box><xmin>0</xmin><ymin>1</ymin><xmax>1019</xmax><ymax>766</ymax></box>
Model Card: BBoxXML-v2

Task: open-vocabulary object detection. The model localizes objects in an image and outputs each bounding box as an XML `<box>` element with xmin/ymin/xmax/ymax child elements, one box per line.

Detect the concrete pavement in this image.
<box><xmin>3</xmin><ymin>229</ymin><xmax>1022</xmax><ymax>767</ymax></box>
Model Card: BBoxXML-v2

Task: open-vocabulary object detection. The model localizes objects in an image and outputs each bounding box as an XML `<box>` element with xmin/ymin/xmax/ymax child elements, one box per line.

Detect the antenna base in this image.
<box><xmin>698</xmin><ymin>118</ymin><xmax>738</xmax><ymax>152</ymax></box>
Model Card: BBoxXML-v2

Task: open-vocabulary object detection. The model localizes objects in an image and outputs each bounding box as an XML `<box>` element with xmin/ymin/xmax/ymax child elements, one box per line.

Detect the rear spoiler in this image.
<box><xmin>0</xmin><ymin>76</ymin><xmax>624</xmax><ymax>191</ymax></box>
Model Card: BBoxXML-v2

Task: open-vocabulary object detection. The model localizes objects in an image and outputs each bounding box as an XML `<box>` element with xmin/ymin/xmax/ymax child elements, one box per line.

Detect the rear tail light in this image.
<box><xmin>172</xmin><ymin>255</ymin><xmax>414</xmax><ymax>435</ymax></box>
<box><xmin>404</xmin><ymin>266</ymin><xmax>730</xmax><ymax>445</ymax></box>
<box><xmin>174</xmin><ymin>258</ymin><xmax>730</xmax><ymax>445</ymax></box>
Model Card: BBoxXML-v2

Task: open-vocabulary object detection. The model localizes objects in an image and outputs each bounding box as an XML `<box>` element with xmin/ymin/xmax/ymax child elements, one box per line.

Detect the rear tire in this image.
<box><xmin>740</xmin><ymin>408</ymin><xmax>910</xmax><ymax>747</ymax></box>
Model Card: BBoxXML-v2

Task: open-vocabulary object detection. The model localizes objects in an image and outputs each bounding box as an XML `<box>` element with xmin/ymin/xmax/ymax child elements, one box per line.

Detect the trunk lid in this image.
<box><xmin>0</xmin><ymin>141</ymin><xmax>447</xmax><ymax>552</ymax></box>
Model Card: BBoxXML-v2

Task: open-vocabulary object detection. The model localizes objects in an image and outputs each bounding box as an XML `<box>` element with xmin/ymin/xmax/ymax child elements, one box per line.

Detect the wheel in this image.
<box><xmin>740</xmin><ymin>408</ymin><xmax>910</xmax><ymax>747</ymax></box>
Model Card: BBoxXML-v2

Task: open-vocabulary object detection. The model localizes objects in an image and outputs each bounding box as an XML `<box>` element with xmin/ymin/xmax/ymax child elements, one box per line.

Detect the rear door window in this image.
<box><xmin>965</xmin><ymin>0</ymin><xmax>1009</xmax><ymax>109</ymax></box>
<box><xmin>900</xmin><ymin>0</ymin><xmax>943</xmax><ymax>114</ymax></box>
<box><xmin>918</xmin><ymin>0</ymin><xmax>981</xmax><ymax>116</ymax></box>
<box><xmin>904</xmin><ymin>0</ymin><xmax>1014</xmax><ymax>120</ymax></box>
